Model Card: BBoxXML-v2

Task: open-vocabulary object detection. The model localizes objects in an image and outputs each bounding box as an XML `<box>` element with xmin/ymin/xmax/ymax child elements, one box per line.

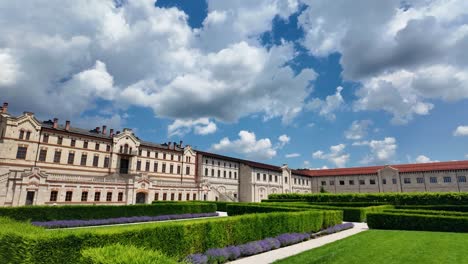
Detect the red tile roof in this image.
<box><xmin>294</xmin><ymin>160</ymin><xmax>468</xmax><ymax>177</ymax></box>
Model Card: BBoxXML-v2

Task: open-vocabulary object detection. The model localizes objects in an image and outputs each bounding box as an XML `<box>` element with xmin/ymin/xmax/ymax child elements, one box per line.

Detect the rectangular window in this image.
<box><xmin>137</xmin><ymin>160</ymin><xmax>142</xmax><ymax>171</ymax></box>
<box><xmin>205</xmin><ymin>168</ymin><xmax>208</xmax><ymax>176</ymax></box>
<box><xmin>155</xmin><ymin>152</ymin><xmax>159</xmax><ymax>159</ymax></box>
<box><xmin>417</xmin><ymin>177</ymin><xmax>424</xmax><ymax>184</ymax></box>
<box><xmin>57</xmin><ymin>136</ymin><xmax>63</xmax><ymax>145</ymax></box>
<box><xmin>147</xmin><ymin>150</ymin><xmax>150</xmax><ymax>157</ymax></box>
<box><xmin>321</xmin><ymin>181</ymin><xmax>326</xmax><ymax>186</ymax></box>
<box><xmin>370</xmin><ymin>179</ymin><xmax>376</xmax><ymax>185</ymax></box>
<box><xmin>229</xmin><ymin>171</ymin><xmax>232</xmax><ymax>178</ymax></box>
<box><xmin>330</xmin><ymin>180</ymin><xmax>335</xmax><ymax>185</ymax></box>
<box><xmin>106</xmin><ymin>192</ymin><xmax>112</xmax><ymax>202</ymax></box>
<box><xmin>404</xmin><ymin>178</ymin><xmax>411</xmax><ymax>184</ymax></box>
<box><xmin>162</xmin><ymin>163</ymin><xmax>166</xmax><ymax>173</ymax></box>
<box><xmin>26</xmin><ymin>131</ymin><xmax>31</xmax><ymax>140</ymax></box>
<box><xmin>211</xmin><ymin>169</ymin><xmax>214</xmax><ymax>176</ymax></box>
<box><xmin>349</xmin><ymin>180</ymin><xmax>355</xmax><ymax>185</ymax></box>
<box><xmin>154</xmin><ymin>162</ymin><xmax>158</xmax><ymax>172</ymax></box>
<box><xmin>177</xmin><ymin>165</ymin><xmax>181</xmax><ymax>174</ymax></box>
<box><xmin>50</xmin><ymin>191</ymin><xmax>58</xmax><ymax>202</ymax></box>
<box><xmin>294</xmin><ymin>178</ymin><xmax>297</xmax><ymax>184</ymax></box>
<box><xmin>443</xmin><ymin>176</ymin><xmax>452</xmax><ymax>183</ymax></box>
<box><xmin>104</xmin><ymin>157</ymin><xmax>110</xmax><ymax>168</ymax></box>
<box><xmin>170</xmin><ymin>193</ymin><xmax>175</xmax><ymax>201</ymax></box>
<box><xmin>118</xmin><ymin>192</ymin><xmax>123</xmax><ymax>202</ymax></box>
<box><xmin>139</xmin><ymin>149</ymin><xmax>142</xmax><ymax>156</ymax></box>
<box><xmin>81</xmin><ymin>191</ymin><xmax>88</xmax><ymax>202</ymax></box>
<box><xmin>16</xmin><ymin>146</ymin><xmax>27</xmax><ymax>159</ymax></box>
<box><xmin>67</xmin><ymin>152</ymin><xmax>75</xmax><ymax>164</ymax></box>
<box><xmin>458</xmin><ymin>176</ymin><xmax>467</xmax><ymax>183</ymax></box>
<box><xmin>154</xmin><ymin>193</ymin><xmax>159</xmax><ymax>201</ymax></box>
<box><xmin>392</xmin><ymin>178</ymin><xmax>397</xmax><ymax>184</ymax></box>
<box><xmin>65</xmin><ymin>191</ymin><xmax>72</xmax><ymax>202</ymax></box>
<box><xmin>193</xmin><ymin>193</ymin><xmax>196</xmax><ymax>200</ymax></box>
<box><xmin>106</xmin><ymin>145</ymin><xmax>111</xmax><ymax>152</ymax></box>
<box><xmin>39</xmin><ymin>149</ymin><xmax>47</xmax><ymax>162</ymax></box>
<box><xmin>145</xmin><ymin>161</ymin><xmax>150</xmax><ymax>172</ymax></box>
<box><xmin>83</xmin><ymin>141</ymin><xmax>88</xmax><ymax>149</ymax></box>
<box><xmin>285</xmin><ymin>177</ymin><xmax>288</xmax><ymax>183</ymax></box>
<box><xmin>430</xmin><ymin>177</ymin><xmax>437</xmax><ymax>183</ymax></box>
<box><xmin>93</xmin><ymin>156</ymin><xmax>99</xmax><ymax>167</ymax></box>
<box><xmin>359</xmin><ymin>179</ymin><xmax>365</xmax><ymax>185</ymax></box>
<box><xmin>19</xmin><ymin>130</ymin><xmax>24</xmax><ymax>139</ymax></box>
<box><xmin>263</xmin><ymin>174</ymin><xmax>267</xmax><ymax>181</ymax></box>
<box><xmin>43</xmin><ymin>134</ymin><xmax>49</xmax><ymax>143</ymax></box>
<box><xmin>223</xmin><ymin>171</ymin><xmax>226</xmax><ymax>178</ymax></box>
<box><xmin>178</xmin><ymin>193</ymin><xmax>182</xmax><ymax>201</ymax></box>
<box><xmin>186</xmin><ymin>193</ymin><xmax>190</xmax><ymax>201</ymax></box>
<box><xmin>257</xmin><ymin>173</ymin><xmax>260</xmax><ymax>181</ymax></box>
<box><xmin>94</xmin><ymin>192</ymin><xmax>101</xmax><ymax>201</ymax></box>
<box><xmin>382</xmin><ymin>179</ymin><xmax>387</xmax><ymax>185</ymax></box>
<box><xmin>170</xmin><ymin>164</ymin><xmax>174</xmax><ymax>174</ymax></box>
<box><xmin>71</xmin><ymin>139</ymin><xmax>76</xmax><ymax>147</ymax></box>
<box><xmin>81</xmin><ymin>154</ymin><xmax>87</xmax><ymax>166</ymax></box>
<box><xmin>163</xmin><ymin>193</ymin><xmax>167</xmax><ymax>200</ymax></box>
<box><xmin>95</xmin><ymin>143</ymin><xmax>100</xmax><ymax>151</ymax></box>
<box><xmin>339</xmin><ymin>180</ymin><xmax>345</xmax><ymax>185</ymax></box>
<box><xmin>53</xmin><ymin>151</ymin><xmax>61</xmax><ymax>163</ymax></box>
<box><xmin>269</xmin><ymin>175</ymin><xmax>272</xmax><ymax>182</ymax></box>
<box><xmin>163</xmin><ymin>153</ymin><xmax>166</xmax><ymax>160</ymax></box>
<box><xmin>218</xmin><ymin>170</ymin><xmax>221</xmax><ymax>177</ymax></box>
<box><xmin>186</xmin><ymin>166</ymin><xmax>190</xmax><ymax>175</ymax></box>
<box><xmin>235</xmin><ymin>172</ymin><xmax>238</xmax><ymax>179</ymax></box>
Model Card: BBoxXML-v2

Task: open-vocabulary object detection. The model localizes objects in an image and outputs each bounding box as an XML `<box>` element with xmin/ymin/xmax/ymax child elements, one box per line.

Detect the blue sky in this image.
<box><xmin>1</xmin><ymin>0</ymin><xmax>467</xmax><ymax>169</ymax></box>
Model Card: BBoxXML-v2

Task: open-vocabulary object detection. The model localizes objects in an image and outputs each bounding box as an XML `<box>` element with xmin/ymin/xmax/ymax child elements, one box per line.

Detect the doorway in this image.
<box><xmin>120</xmin><ymin>158</ymin><xmax>129</xmax><ymax>174</ymax></box>
<box><xmin>25</xmin><ymin>191</ymin><xmax>35</xmax><ymax>205</ymax></box>
<box><xmin>136</xmin><ymin>192</ymin><xmax>146</xmax><ymax>204</ymax></box>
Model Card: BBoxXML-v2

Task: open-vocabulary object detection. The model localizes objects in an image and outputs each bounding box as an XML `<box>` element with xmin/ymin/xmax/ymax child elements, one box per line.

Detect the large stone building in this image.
<box><xmin>0</xmin><ymin>102</ymin><xmax>467</xmax><ymax>206</ymax></box>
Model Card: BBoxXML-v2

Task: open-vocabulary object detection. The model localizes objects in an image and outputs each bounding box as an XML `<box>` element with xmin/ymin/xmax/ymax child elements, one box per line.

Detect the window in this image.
<box><xmin>193</xmin><ymin>193</ymin><xmax>196</xmax><ymax>200</ymax></box>
<box><xmin>106</xmin><ymin>192</ymin><xmax>112</xmax><ymax>201</ymax></box>
<box><xmin>218</xmin><ymin>161</ymin><xmax>220</xmax><ymax>166</ymax></box>
<box><xmin>83</xmin><ymin>141</ymin><xmax>88</xmax><ymax>149</ymax></box>
<box><xmin>71</xmin><ymin>139</ymin><xmax>76</xmax><ymax>147</ymax></box>
<box><xmin>138</xmin><ymin>149</ymin><xmax>142</xmax><ymax>156</ymax></box>
<box><xmin>104</xmin><ymin>157</ymin><xmax>110</xmax><ymax>168</ymax></box>
<box><xmin>443</xmin><ymin>176</ymin><xmax>452</xmax><ymax>183</ymax></box>
<box><xmin>81</xmin><ymin>191</ymin><xmax>88</xmax><ymax>202</ymax></box>
<box><xmin>223</xmin><ymin>171</ymin><xmax>226</xmax><ymax>178</ymax></box>
<box><xmin>212</xmin><ymin>160</ymin><xmax>214</xmax><ymax>165</ymax></box>
<box><xmin>177</xmin><ymin>165</ymin><xmax>180</xmax><ymax>174</ymax></box>
<box><xmin>263</xmin><ymin>174</ymin><xmax>266</xmax><ymax>181</ymax></box>
<box><xmin>155</xmin><ymin>152</ymin><xmax>159</xmax><ymax>159</ymax></box>
<box><xmin>65</xmin><ymin>191</ymin><xmax>73</xmax><ymax>201</ymax></box>
<box><xmin>95</xmin><ymin>143</ymin><xmax>100</xmax><ymax>151</ymax></box>
<box><xmin>16</xmin><ymin>146</ymin><xmax>27</xmax><ymax>159</ymax></box>
<box><xmin>171</xmin><ymin>193</ymin><xmax>175</xmax><ymax>201</ymax></box>
<box><xmin>147</xmin><ymin>150</ymin><xmax>150</xmax><ymax>157</ymax></box>
<box><xmin>93</xmin><ymin>156</ymin><xmax>99</xmax><ymax>167</ymax></box>
<box><xmin>404</xmin><ymin>178</ymin><xmax>411</xmax><ymax>184</ymax></box>
<box><xmin>19</xmin><ymin>130</ymin><xmax>24</xmax><ymax>139</ymax></box>
<box><xmin>257</xmin><ymin>173</ymin><xmax>260</xmax><ymax>181</ymax></box>
<box><xmin>339</xmin><ymin>180</ymin><xmax>345</xmax><ymax>185</ymax></box>
<box><xmin>211</xmin><ymin>169</ymin><xmax>214</xmax><ymax>176</ymax></box>
<box><xmin>294</xmin><ymin>178</ymin><xmax>297</xmax><ymax>184</ymax></box>
<box><xmin>458</xmin><ymin>176</ymin><xmax>467</xmax><ymax>183</ymax></box>
<box><xmin>26</xmin><ymin>131</ymin><xmax>31</xmax><ymax>140</ymax></box>
<box><xmin>382</xmin><ymin>179</ymin><xmax>387</xmax><ymax>185</ymax></box>
<box><xmin>50</xmin><ymin>191</ymin><xmax>58</xmax><ymax>202</ymax></box>
<box><xmin>430</xmin><ymin>177</ymin><xmax>437</xmax><ymax>183</ymax></box>
<box><xmin>321</xmin><ymin>181</ymin><xmax>326</xmax><ymax>186</ymax></box>
<box><xmin>154</xmin><ymin>162</ymin><xmax>158</xmax><ymax>172</ymax></box>
<box><xmin>269</xmin><ymin>175</ymin><xmax>272</xmax><ymax>182</ymax></box>
<box><xmin>178</xmin><ymin>193</ymin><xmax>182</xmax><ymax>201</ymax></box>
<box><xmin>154</xmin><ymin>193</ymin><xmax>159</xmax><ymax>201</ymax></box>
<box><xmin>186</xmin><ymin>193</ymin><xmax>190</xmax><ymax>201</ymax></box>
<box><xmin>370</xmin><ymin>179</ymin><xmax>376</xmax><ymax>185</ymax></box>
<box><xmin>186</xmin><ymin>166</ymin><xmax>190</xmax><ymax>175</ymax></box>
<box><xmin>118</xmin><ymin>192</ymin><xmax>123</xmax><ymax>201</ymax></box>
<box><xmin>417</xmin><ymin>177</ymin><xmax>424</xmax><ymax>184</ymax></box>
<box><xmin>145</xmin><ymin>161</ymin><xmax>150</xmax><ymax>172</ymax></box>
<box><xmin>205</xmin><ymin>168</ymin><xmax>208</xmax><ymax>176</ymax></box>
<box><xmin>81</xmin><ymin>154</ymin><xmax>87</xmax><ymax>166</ymax></box>
<box><xmin>94</xmin><ymin>192</ymin><xmax>101</xmax><ymax>201</ymax></box>
<box><xmin>171</xmin><ymin>154</ymin><xmax>174</xmax><ymax>160</ymax></box>
<box><xmin>235</xmin><ymin>172</ymin><xmax>238</xmax><ymax>179</ymax></box>
<box><xmin>57</xmin><ymin>136</ymin><xmax>63</xmax><ymax>145</ymax></box>
<box><xmin>169</xmin><ymin>164</ymin><xmax>174</xmax><ymax>174</ymax></box>
<box><xmin>136</xmin><ymin>160</ymin><xmax>141</xmax><ymax>171</ymax></box>
<box><xmin>229</xmin><ymin>171</ymin><xmax>232</xmax><ymax>178</ymax></box>
<box><xmin>285</xmin><ymin>177</ymin><xmax>288</xmax><ymax>183</ymax></box>
<box><xmin>162</xmin><ymin>163</ymin><xmax>166</xmax><ymax>173</ymax></box>
<box><xmin>43</xmin><ymin>134</ymin><xmax>49</xmax><ymax>143</ymax></box>
<box><xmin>205</xmin><ymin>159</ymin><xmax>208</xmax><ymax>164</ymax></box>
<box><xmin>106</xmin><ymin>145</ymin><xmax>111</xmax><ymax>152</ymax></box>
<box><xmin>392</xmin><ymin>178</ymin><xmax>397</xmax><ymax>184</ymax></box>
<box><xmin>163</xmin><ymin>153</ymin><xmax>166</xmax><ymax>160</ymax></box>
<box><xmin>359</xmin><ymin>179</ymin><xmax>365</xmax><ymax>185</ymax></box>
<box><xmin>39</xmin><ymin>149</ymin><xmax>47</xmax><ymax>162</ymax></box>
<box><xmin>349</xmin><ymin>180</ymin><xmax>355</xmax><ymax>185</ymax></box>
<box><xmin>67</xmin><ymin>152</ymin><xmax>75</xmax><ymax>164</ymax></box>
<box><xmin>163</xmin><ymin>193</ymin><xmax>167</xmax><ymax>200</ymax></box>
<box><xmin>330</xmin><ymin>180</ymin><xmax>335</xmax><ymax>185</ymax></box>
<box><xmin>53</xmin><ymin>150</ymin><xmax>61</xmax><ymax>163</ymax></box>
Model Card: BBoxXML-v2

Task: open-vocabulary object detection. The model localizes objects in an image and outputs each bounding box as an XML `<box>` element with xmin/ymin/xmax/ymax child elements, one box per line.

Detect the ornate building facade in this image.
<box><xmin>0</xmin><ymin>102</ymin><xmax>467</xmax><ymax>206</ymax></box>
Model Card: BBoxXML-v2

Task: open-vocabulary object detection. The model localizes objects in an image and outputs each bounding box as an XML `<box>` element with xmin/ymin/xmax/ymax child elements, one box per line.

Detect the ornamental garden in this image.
<box><xmin>0</xmin><ymin>192</ymin><xmax>467</xmax><ymax>264</ymax></box>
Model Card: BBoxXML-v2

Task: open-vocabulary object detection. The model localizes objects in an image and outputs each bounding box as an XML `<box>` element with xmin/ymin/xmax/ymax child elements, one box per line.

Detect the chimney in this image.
<box><xmin>53</xmin><ymin>118</ymin><xmax>58</xmax><ymax>129</ymax></box>
<box><xmin>1</xmin><ymin>102</ymin><xmax>7</xmax><ymax>113</ymax></box>
<box><xmin>116</xmin><ymin>131</ymin><xmax>120</xmax><ymax>134</ymax></box>
<box><xmin>102</xmin><ymin>125</ymin><xmax>107</xmax><ymax>135</ymax></box>
<box><xmin>65</xmin><ymin>120</ymin><xmax>70</xmax><ymax>131</ymax></box>
<box><xmin>173</xmin><ymin>141</ymin><xmax>177</xmax><ymax>149</ymax></box>
<box><xmin>168</xmin><ymin>142</ymin><xmax>171</xmax><ymax>149</ymax></box>
<box><xmin>179</xmin><ymin>140</ymin><xmax>183</xmax><ymax>148</ymax></box>
<box><xmin>109</xmin><ymin>129</ymin><xmax>114</xmax><ymax>137</ymax></box>
<box><xmin>95</xmin><ymin>126</ymin><xmax>100</xmax><ymax>133</ymax></box>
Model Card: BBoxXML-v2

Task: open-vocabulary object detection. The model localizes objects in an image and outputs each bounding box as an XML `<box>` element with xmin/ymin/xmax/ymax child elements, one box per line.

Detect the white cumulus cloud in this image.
<box><xmin>353</xmin><ymin>137</ymin><xmax>397</xmax><ymax>165</ymax></box>
<box><xmin>345</xmin><ymin>120</ymin><xmax>373</xmax><ymax>140</ymax></box>
<box><xmin>211</xmin><ymin>130</ymin><xmax>277</xmax><ymax>160</ymax></box>
<box><xmin>454</xmin><ymin>126</ymin><xmax>468</xmax><ymax>136</ymax></box>
<box><xmin>168</xmin><ymin>118</ymin><xmax>217</xmax><ymax>137</ymax></box>
<box><xmin>414</xmin><ymin>155</ymin><xmax>438</xmax><ymax>163</ymax></box>
<box><xmin>306</xmin><ymin>86</ymin><xmax>344</xmax><ymax>120</ymax></box>
<box><xmin>312</xmin><ymin>143</ymin><xmax>350</xmax><ymax>168</ymax></box>
<box><xmin>285</xmin><ymin>153</ymin><xmax>300</xmax><ymax>158</ymax></box>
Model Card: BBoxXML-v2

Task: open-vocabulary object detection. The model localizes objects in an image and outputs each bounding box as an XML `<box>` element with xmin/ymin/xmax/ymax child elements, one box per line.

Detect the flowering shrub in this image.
<box><xmin>31</xmin><ymin>212</ymin><xmax>219</xmax><ymax>229</ymax></box>
<box><xmin>185</xmin><ymin>223</ymin><xmax>354</xmax><ymax>264</ymax></box>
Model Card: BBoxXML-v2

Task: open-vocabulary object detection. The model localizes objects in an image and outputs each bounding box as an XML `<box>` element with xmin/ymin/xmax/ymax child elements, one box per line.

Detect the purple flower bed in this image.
<box><xmin>185</xmin><ymin>222</ymin><xmax>354</xmax><ymax>264</ymax></box>
<box><xmin>31</xmin><ymin>212</ymin><xmax>219</xmax><ymax>229</ymax></box>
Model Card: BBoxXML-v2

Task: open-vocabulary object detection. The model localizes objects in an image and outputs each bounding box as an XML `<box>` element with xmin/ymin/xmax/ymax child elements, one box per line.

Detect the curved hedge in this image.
<box><xmin>268</xmin><ymin>192</ymin><xmax>468</xmax><ymax>205</ymax></box>
<box><xmin>0</xmin><ymin>202</ymin><xmax>216</xmax><ymax>222</ymax></box>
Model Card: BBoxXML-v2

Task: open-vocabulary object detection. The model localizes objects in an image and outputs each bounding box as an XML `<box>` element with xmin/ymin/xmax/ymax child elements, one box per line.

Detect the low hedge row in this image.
<box><xmin>0</xmin><ymin>210</ymin><xmax>327</xmax><ymax>263</ymax></box>
<box><xmin>80</xmin><ymin>244</ymin><xmax>179</xmax><ymax>264</ymax></box>
<box><xmin>383</xmin><ymin>209</ymin><xmax>468</xmax><ymax>217</ymax></box>
<box><xmin>367</xmin><ymin>212</ymin><xmax>468</xmax><ymax>232</ymax></box>
<box><xmin>268</xmin><ymin>192</ymin><xmax>468</xmax><ymax>205</ymax></box>
<box><xmin>0</xmin><ymin>202</ymin><xmax>216</xmax><ymax>221</ymax></box>
<box><xmin>395</xmin><ymin>205</ymin><xmax>468</xmax><ymax>212</ymax></box>
<box><xmin>226</xmin><ymin>204</ymin><xmax>343</xmax><ymax>229</ymax></box>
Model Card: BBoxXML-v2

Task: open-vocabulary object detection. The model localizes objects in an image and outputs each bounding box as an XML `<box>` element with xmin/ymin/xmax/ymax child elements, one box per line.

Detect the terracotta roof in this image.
<box><xmin>196</xmin><ymin>150</ymin><xmax>282</xmax><ymax>172</ymax></box>
<box><xmin>294</xmin><ymin>160</ymin><xmax>468</xmax><ymax>177</ymax></box>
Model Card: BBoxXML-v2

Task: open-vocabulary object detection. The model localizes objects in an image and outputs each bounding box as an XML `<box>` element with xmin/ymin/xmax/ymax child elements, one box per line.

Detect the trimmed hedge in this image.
<box><xmin>367</xmin><ymin>212</ymin><xmax>468</xmax><ymax>232</ymax></box>
<box><xmin>395</xmin><ymin>205</ymin><xmax>468</xmax><ymax>212</ymax></box>
<box><xmin>80</xmin><ymin>244</ymin><xmax>179</xmax><ymax>264</ymax></box>
<box><xmin>383</xmin><ymin>209</ymin><xmax>468</xmax><ymax>217</ymax></box>
<box><xmin>268</xmin><ymin>192</ymin><xmax>468</xmax><ymax>205</ymax></box>
<box><xmin>0</xmin><ymin>202</ymin><xmax>216</xmax><ymax>221</ymax></box>
<box><xmin>0</xmin><ymin>210</ymin><xmax>327</xmax><ymax>263</ymax></box>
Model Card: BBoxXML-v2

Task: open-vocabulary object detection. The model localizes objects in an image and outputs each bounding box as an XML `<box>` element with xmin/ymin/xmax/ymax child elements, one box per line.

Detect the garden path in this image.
<box><xmin>228</xmin><ymin>222</ymin><xmax>369</xmax><ymax>264</ymax></box>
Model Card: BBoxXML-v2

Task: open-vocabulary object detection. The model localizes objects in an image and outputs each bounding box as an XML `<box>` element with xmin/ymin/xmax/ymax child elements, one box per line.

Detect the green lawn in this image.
<box><xmin>274</xmin><ymin>230</ymin><xmax>468</xmax><ymax>264</ymax></box>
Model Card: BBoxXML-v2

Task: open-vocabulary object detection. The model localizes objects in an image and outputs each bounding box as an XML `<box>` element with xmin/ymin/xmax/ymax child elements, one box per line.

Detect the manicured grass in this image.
<box><xmin>274</xmin><ymin>230</ymin><xmax>468</xmax><ymax>264</ymax></box>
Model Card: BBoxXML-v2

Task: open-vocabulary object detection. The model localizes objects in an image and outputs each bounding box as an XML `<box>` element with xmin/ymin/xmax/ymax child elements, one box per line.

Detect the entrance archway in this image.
<box><xmin>136</xmin><ymin>192</ymin><xmax>146</xmax><ymax>204</ymax></box>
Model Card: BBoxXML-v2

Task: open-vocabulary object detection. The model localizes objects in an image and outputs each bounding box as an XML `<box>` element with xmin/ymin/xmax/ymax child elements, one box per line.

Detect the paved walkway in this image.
<box><xmin>229</xmin><ymin>222</ymin><xmax>369</xmax><ymax>264</ymax></box>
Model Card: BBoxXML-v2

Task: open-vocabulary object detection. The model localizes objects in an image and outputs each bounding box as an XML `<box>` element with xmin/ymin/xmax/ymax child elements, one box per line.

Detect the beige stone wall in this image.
<box><xmin>199</xmin><ymin>154</ymin><xmax>240</xmax><ymax>201</ymax></box>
